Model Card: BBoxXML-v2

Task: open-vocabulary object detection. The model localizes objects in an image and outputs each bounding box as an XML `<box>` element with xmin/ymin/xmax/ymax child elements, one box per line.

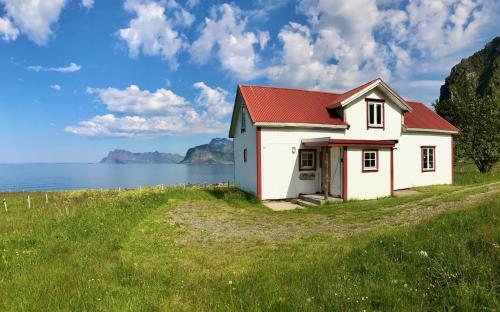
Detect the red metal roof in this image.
<box><xmin>326</xmin><ymin>78</ymin><xmax>378</xmax><ymax>109</ymax></box>
<box><xmin>238</xmin><ymin>85</ymin><xmax>346</xmax><ymax>125</ymax></box>
<box><xmin>404</xmin><ymin>101</ymin><xmax>459</xmax><ymax>132</ymax></box>
<box><xmin>237</xmin><ymin>81</ymin><xmax>458</xmax><ymax>133</ymax></box>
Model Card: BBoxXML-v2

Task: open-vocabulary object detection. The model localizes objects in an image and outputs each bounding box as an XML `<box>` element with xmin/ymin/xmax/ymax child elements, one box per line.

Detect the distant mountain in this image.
<box><xmin>100</xmin><ymin>149</ymin><xmax>184</xmax><ymax>164</ymax></box>
<box><xmin>180</xmin><ymin>138</ymin><xmax>234</xmax><ymax>164</ymax></box>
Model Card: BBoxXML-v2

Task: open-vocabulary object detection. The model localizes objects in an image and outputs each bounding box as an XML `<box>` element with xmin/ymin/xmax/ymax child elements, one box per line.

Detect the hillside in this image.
<box><xmin>180</xmin><ymin>138</ymin><xmax>234</xmax><ymax>164</ymax></box>
<box><xmin>438</xmin><ymin>36</ymin><xmax>500</xmax><ymax>102</ymax></box>
<box><xmin>100</xmin><ymin>149</ymin><xmax>183</xmax><ymax>164</ymax></box>
<box><xmin>0</xmin><ymin>163</ymin><xmax>498</xmax><ymax>310</ymax></box>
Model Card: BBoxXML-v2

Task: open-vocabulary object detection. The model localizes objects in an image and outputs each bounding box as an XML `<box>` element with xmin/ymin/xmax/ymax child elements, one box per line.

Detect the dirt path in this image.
<box><xmin>169</xmin><ymin>182</ymin><xmax>500</xmax><ymax>245</ymax></box>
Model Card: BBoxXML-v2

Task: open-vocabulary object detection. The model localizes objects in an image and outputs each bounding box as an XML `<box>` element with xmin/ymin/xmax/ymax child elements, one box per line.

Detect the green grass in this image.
<box><xmin>0</xmin><ymin>163</ymin><xmax>498</xmax><ymax>311</ymax></box>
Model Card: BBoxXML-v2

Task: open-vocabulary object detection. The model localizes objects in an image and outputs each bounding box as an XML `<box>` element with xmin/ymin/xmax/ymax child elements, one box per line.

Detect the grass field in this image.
<box><xmin>0</xmin><ymin>163</ymin><xmax>498</xmax><ymax>311</ymax></box>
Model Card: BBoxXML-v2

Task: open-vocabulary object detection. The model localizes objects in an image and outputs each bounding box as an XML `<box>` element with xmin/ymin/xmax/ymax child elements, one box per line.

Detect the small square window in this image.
<box><xmin>362</xmin><ymin>150</ymin><xmax>378</xmax><ymax>172</ymax></box>
<box><xmin>243</xmin><ymin>148</ymin><xmax>247</xmax><ymax>162</ymax></box>
<box><xmin>299</xmin><ymin>149</ymin><xmax>316</xmax><ymax>171</ymax></box>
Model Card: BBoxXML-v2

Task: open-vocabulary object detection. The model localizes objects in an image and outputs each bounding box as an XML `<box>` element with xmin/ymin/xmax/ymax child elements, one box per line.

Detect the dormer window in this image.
<box><xmin>366</xmin><ymin>99</ymin><xmax>384</xmax><ymax>128</ymax></box>
<box><xmin>241</xmin><ymin>105</ymin><xmax>247</xmax><ymax>133</ymax></box>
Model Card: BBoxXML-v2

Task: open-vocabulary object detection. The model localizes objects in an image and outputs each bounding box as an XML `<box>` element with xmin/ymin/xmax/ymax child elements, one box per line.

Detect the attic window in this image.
<box><xmin>366</xmin><ymin>99</ymin><xmax>384</xmax><ymax>128</ymax></box>
<box><xmin>241</xmin><ymin>105</ymin><xmax>247</xmax><ymax>133</ymax></box>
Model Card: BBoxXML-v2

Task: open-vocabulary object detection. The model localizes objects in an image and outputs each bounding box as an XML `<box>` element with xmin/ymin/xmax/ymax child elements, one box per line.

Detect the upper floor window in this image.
<box><xmin>421</xmin><ymin>146</ymin><xmax>435</xmax><ymax>172</ymax></box>
<box><xmin>362</xmin><ymin>149</ymin><xmax>378</xmax><ymax>172</ymax></box>
<box><xmin>241</xmin><ymin>105</ymin><xmax>247</xmax><ymax>133</ymax></box>
<box><xmin>367</xmin><ymin>100</ymin><xmax>384</xmax><ymax>128</ymax></box>
<box><xmin>299</xmin><ymin>149</ymin><xmax>316</xmax><ymax>171</ymax></box>
<box><xmin>243</xmin><ymin>148</ymin><xmax>248</xmax><ymax>162</ymax></box>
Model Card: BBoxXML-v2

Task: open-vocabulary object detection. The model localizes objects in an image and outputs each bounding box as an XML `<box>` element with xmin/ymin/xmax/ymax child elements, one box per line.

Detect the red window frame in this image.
<box><xmin>362</xmin><ymin>149</ymin><xmax>379</xmax><ymax>172</ymax></box>
<box><xmin>243</xmin><ymin>148</ymin><xmax>247</xmax><ymax>162</ymax></box>
<box><xmin>421</xmin><ymin>146</ymin><xmax>436</xmax><ymax>172</ymax></box>
<box><xmin>365</xmin><ymin>98</ymin><xmax>385</xmax><ymax>129</ymax></box>
<box><xmin>299</xmin><ymin>149</ymin><xmax>316</xmax><ymax>171</ymax></box>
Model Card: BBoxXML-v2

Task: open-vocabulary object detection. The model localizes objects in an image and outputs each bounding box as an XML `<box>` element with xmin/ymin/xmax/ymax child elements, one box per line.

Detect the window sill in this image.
<box><xmin>362</xmin><ymin>169</ymin><xmax>379</xmax><ymax>173</ymax></box>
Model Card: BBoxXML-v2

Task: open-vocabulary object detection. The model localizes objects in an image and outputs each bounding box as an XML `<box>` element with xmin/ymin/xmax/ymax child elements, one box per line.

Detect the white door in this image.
<box><xmin>330</xmin><ymin>147</ymin><xmax>342</xmax><ymax>197</ymax></box>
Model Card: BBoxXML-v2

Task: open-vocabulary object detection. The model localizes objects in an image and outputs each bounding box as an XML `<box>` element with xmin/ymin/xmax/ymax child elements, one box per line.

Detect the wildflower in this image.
<box><xmin>404</xmin><ymin>283</ymin><xmax>408</xmax><ymax>288</ymax></box>
<box><xmin>228</xmin><ymin>280</ymin><xmax>233</xmax><ymax>285</ymax></box>
<box><xmin>419</xmin><ymin>250</ymin><xmax>428</xmax><ymax>257</ymax></box>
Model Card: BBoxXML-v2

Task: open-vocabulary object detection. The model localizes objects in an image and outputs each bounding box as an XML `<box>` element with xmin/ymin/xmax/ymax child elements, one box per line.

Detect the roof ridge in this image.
<box><xmin>239</xmin><ymin>84</ymin><xmax>342</xmax><ymax>95</ymax></box>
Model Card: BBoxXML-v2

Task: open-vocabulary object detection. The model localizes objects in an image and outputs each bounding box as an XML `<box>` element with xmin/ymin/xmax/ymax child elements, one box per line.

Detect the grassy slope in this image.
<box><xmin>0</xmin><ymin>164</ymin><xmax>498</xmax><ymax>311</ymax></box>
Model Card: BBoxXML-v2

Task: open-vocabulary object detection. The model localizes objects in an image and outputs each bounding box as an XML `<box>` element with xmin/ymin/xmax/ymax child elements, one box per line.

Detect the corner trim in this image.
<box><xmin>256</xmin><ymin>127</ymin><xmax>262</xmax><ymax>200</ymax></box>
<box><xmin>343</xmin><ymin>147</ymin><xmax>348</xmax><ymax>201</ymax></box>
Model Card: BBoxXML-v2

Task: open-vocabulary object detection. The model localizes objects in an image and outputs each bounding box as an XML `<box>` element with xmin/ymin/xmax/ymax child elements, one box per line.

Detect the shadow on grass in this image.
<box><xmin>206</xmin><ymin>187</ymin><xmax>261</xmax><ymax>208</ymax></box>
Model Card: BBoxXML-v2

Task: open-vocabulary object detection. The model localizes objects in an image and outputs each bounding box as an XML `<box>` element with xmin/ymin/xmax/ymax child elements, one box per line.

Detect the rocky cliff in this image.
<box><xmin>100</xmin><ymin>150</ymin><xmax>184</xmax><ymax>164</ymax></box>
<box><xmin>180</xmin><ymin>138</ymin><xmax>234</xmax><ymax>164</ymax></box>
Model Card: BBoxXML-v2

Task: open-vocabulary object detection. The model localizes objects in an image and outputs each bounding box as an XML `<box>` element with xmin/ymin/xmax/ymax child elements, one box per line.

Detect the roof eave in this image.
<box><xmin>254</xmin><ymin>122</ymin><xmax>348</xmax><ymax>130</ymax></box>
<box><xmin>403</xmin><ymin>126</ymin><xmax>459</xmax><ymax>134</ymax></box>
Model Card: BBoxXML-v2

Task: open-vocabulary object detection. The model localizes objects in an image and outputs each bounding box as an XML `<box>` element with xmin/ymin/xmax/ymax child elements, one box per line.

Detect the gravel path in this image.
<box><xmin>169</xmin><ymin>182</ymin><xmax>500</xmax><ymax>245</ymax></box>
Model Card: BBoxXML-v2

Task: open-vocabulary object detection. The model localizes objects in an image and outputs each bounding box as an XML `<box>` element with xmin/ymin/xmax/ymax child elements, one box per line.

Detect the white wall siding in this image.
<box><xmin>343</xmin><ymin>89</ymin><xmax>402</xmax><ymax>140</ymax></box>
<box><xmin>394</xmin><ymin>133</ymin><xmax>452</xmax><ymax>189</ymax></box>
<box><xmin>233</xmin><ymin>102</ymin><xmax>257</xmax><ymax>195</ymax></box>
<box><xmin>347</xmin><ymin>147</ymin><xmax>392</xmax><ymax>200</ymax></box>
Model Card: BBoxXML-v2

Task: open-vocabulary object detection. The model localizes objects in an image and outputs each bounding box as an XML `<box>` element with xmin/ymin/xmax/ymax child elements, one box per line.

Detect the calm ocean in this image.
<box><xmin>0</xmin><ymin>163</ymin><xmax>234</xmax><ymax>192</ymax></box>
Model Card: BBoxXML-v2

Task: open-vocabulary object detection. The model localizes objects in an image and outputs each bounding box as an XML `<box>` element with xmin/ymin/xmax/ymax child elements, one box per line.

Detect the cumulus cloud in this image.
<box><xmin>50</xmin><ymin>84</ymin><xmax>61</xmax><ymax>91</ymax></box>
<box><xmin>193</xmin><ymin>82</ymin><xmax>232</xmax><ymax>118</ymax></box>
<box><xmin>86</xmin><ymin>85</ymin><xmax>189</xmax><ymax>115</ymax></box>
<box><xmin>0</xmin><ymin>0</ymin><xmax>67</xmax><ymax>45</ymax></box>
<box><xmin>118</xmin><ymin>0</ymin><xmax>187</xmax><ymax>68</ymax></box>
<box><xmin>0</xmin><ymin>16</ymin><xmax>19</xmax><ymax>41</ymax></box>
<box><xmin>67</xmin><ymin>83</ymin><xmax>231</xmax><ymax>137</ymax></box>
<box><xmin>266</xmin><ymin>0</ymin><xmax>498</xmax><ymax>96</ymax></box>
<box><xmin>190</xmin><ymin>3</ymin><xmax>266</xmax><ymax>80</ymax></box>
<box><xmin>27</xmin><ymin>62</ymin><xmax>82</xmax><ymax>73</ymax></box>
<box><xmin>81</xmin><ymin>0</ymin><xmax>94</xmax><ymax>9</ymax></box>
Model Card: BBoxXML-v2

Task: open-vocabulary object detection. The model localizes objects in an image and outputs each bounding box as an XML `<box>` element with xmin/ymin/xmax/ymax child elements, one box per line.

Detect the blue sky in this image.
<box><xmin>0</xmin><ymin>0</ymin><xmax>498</xmax><ymax>163</ymax></box>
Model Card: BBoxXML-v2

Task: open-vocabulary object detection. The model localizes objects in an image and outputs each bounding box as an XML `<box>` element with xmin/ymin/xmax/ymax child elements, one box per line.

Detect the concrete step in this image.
<box><xmin>299</xmin><ymin>195</ymin><xmax>325</xmax><ymax>205</ymax></box>
<box><xmin>293</xmin><ymin>199</ymin><xmax>317</xmax><ymax>207</ymax></box>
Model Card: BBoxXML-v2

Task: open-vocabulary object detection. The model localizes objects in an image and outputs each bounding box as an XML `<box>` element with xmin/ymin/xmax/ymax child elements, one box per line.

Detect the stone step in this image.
<box><xmin>299</xmin><ymin>195</ymin><xmax>325</xmax><ymax>205</ymax></box>
<box><xmin>293</xmin><ymin>199</ymin><xmax>317</xmax><ymax>207</ymax></box>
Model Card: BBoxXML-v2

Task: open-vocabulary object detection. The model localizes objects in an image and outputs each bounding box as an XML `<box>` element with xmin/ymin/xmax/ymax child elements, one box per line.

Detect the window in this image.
<box><xmin>362</xmin><ymin>150</ymin><xmax>378</xmax><ymax>172</ymax></box>
<box><xmin>366</xmin><ymin>100</ymin><xmax>384</xmax><ymax>128</ymax></box>
<box><xmin>243</xmin><ymin>148</ymin><xmax>247</xmax><ymax>162</ymax></box>
<box><xmin>299</xmin><ymin>149</ymin><xmax>316</xmax><ymax>171</ymax></box>
<box><xmin>241</xmin><ymin>105</ymin><xmax>247</xmax><ymax>133</ymax></box>
<box><xmin>421</xmin><ymin>146</ymin><xmax>435</xmax><ymax>172</ymax></box>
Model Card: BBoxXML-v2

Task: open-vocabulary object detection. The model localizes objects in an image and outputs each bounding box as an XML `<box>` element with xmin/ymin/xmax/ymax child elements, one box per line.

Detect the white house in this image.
<box><xmin>228</xmin><ymin>78</ymin><xmax>459</xmax><ymax>201</ymax></box>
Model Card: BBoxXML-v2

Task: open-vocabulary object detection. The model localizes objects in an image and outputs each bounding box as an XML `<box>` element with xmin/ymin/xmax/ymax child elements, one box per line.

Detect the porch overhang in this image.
<box><xmin>302</xmin><ymin>138</ymin><xmax>397</xmax><ymax>148</ymax></box>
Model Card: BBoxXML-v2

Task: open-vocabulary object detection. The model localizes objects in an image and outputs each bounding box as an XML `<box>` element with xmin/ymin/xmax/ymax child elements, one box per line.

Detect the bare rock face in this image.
<box><xmin>100</xmin><ymin>149</ymin><xmax>184</xmax><ymax>164</ymax></box>
<box><xmin>180</xmin><ymin>138</ymin><xmax>234</xmax><ymax>164</ymax></box>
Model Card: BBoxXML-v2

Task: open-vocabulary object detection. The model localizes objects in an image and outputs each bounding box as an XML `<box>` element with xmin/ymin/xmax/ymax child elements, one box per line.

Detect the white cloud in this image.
<box><xmin>186</xmin><ymin>0</ymin><xmax>199</xmax><ymax>8</ymax></box>
<box><xmin>118</xmin><ymin>0</ymin><xmax>185</xmax><ymax>68</ymax></box>
<box><xmin>266</xmin><ymin>0</ymin><xmax>499</xmax><ymax>98</ymax></box>
<box><xmin>50</xmin><ymin>84</ymin><xmax>61</xmax><ymax>91</ymax></box>
<box><xmin>86</xmin><ymin>85</ymin><xmax>189</xmax><ymax>115</ymax></box>
<box><xmin>190</xmin><ymin>3</ymin><xmax>265</xmax><ymax>80</ymax></box>
<box><xmin>27</xmin><ymin>62</ymin><xmax>82</xmax><ymax>73</ymax></box>
<box><xmin>67</xmin><ymin>83</ymin><xmax>230</xmax><ymax>137</ymax></box>
<box><xmin>0</xmin><ymin>0</ymin><xmax>67</xmax><ymax>45</ymax></box>
<box><xmin>193</xmin><ymin>82</ymin><xmax>232</xmax><ymax>118</ymax></box>
<box><xmin>0</xmin><ymin>16</ymin><xmax>19</xmax><ymax>41</ymax></box>
<box><xmin>81</xmin><ymin>0</ymin><xmax>94</xmax><ymax>9</ymax></box>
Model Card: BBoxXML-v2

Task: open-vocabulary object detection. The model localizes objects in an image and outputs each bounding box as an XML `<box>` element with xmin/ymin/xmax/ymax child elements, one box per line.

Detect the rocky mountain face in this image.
<box><xmin>100</xmin><ymin>150</ymin><xmax>184</xmax><ymax>164</ymax></box>
<box><xmin>438</xmin><ymin>36</ymin><xmax>500</xmax><ymax>103</ymax></box>
<box><xmin>180</xmin><ymin>138</ymin><xmax>234</xmax><ymax>164</ymax></box>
